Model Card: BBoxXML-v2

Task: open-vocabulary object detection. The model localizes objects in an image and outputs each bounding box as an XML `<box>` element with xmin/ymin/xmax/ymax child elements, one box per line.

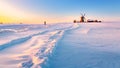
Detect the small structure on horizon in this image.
<box><xmin>20</xmin><ymin>22</ymin><xmax>23</xmax><ymax>24</ymax></box>
<box><xmin>0</xmin><ymin>22</ymin><xmax>3</xmax><ymax>24</ymax></box>
<box><xmin>73</xmin><ymin>13</ymin><xmax>102</xmax><ymax>23</ymax></box>
<box><xmin>44</xmin><ymin>21</ymin><xmax>47</xmax><ymax>25</ymax></box>
<box><xmin>87</xmin><ymin>19</ymin><xmax>101</xmax><ymax>22</ymax></box>
<box><xmin>73</xmin><ymin>20</ymin><xmax>77</xmax><ymax>23</ymax></box>
<box><xmin>80</xmin><ymin>14</ymin><xmax>85</xmax><ymax>22</ymax></box>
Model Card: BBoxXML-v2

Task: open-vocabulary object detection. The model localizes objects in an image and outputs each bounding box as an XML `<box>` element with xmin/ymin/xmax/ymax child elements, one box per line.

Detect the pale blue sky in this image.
<box><xmin>1</xmin><ymin>0</ymin><xmax>120</xmax><ymax>23</ymax></box>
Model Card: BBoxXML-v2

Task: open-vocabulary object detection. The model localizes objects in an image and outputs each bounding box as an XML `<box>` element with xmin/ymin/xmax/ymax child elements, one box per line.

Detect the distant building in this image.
<box><xmin>20</xmin><ymin>22</ymin><xmax>23</xmax><ymax>24</ymax></box>
<box><xmin>87</xmin><ymin>19</ymin><xmax>101</xmax><ymax>23</ymax></box>
<box><xmin>0</xmin><ymin>22</ymin><xmax>3</xmax><ymax>24</ymax></box>
<box><xmin>73</xmin><ymin>14</ymin><xmax>102</xmax><ymax>23</ymax></box>
<box><xmin>73</xmin><ymin>20</ymin><xmax>77</xmax><ymax>23</ymax></box>
<box><xmin>80</xmin><ymin>15</ymin><xmax>85</xmax><ymax>22</ymax></box>
<box><xmin>44</xmin><ymin>21</ymin><xmax>46</xmax><ymax>25</ymax></box>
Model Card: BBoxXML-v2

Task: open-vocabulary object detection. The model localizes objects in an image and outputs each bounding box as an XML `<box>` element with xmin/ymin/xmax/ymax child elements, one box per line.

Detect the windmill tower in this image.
<box><xmin>80</xmin><ymin>14</ymin><xmax>85</xmax><ymax>22</ymax></box>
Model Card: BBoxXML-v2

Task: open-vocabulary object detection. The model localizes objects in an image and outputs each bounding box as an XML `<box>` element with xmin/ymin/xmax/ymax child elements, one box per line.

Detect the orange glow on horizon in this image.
<box><xmin>0</xmin><ymin>1</ymin><xmax>120</xmax><ymax>24</ymax></box>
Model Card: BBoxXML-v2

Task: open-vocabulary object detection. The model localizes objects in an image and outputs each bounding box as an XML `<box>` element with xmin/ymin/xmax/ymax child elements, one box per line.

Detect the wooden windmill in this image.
<box><xmin>80</xmin><ymin>14</ymin><xmax>85</xmax><ymax>22</ymax></box>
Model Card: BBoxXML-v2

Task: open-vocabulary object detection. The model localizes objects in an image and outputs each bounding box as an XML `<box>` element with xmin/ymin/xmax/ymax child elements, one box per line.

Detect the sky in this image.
<box><xmin>0</xmin><ymin>0</ymin><xmax>120</xmax><ymax>24</ymax></box>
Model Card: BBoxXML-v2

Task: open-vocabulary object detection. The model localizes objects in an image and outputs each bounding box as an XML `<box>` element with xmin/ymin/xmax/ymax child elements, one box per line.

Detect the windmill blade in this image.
<box><xmin>83</xmin><ymin>13</ymin><xmax>85</xmax><ymax>16</ymax></box>
<box><xmin>80</xmin><ymin>13</ymin><xmax>83</xmax><ymax>16</ymax></box>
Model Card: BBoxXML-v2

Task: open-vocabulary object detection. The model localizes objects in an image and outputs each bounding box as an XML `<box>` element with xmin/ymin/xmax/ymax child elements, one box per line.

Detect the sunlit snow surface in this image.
<box><xmin>0</xmin><ymin>23</ymin><xmax>120</xmax><ymax>68</ymax></box>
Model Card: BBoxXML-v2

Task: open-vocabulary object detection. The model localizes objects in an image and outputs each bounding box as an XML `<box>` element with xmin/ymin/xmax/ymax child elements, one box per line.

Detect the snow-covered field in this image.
<box><xmin>0</xmin><ymin>22</ymin><xmax>120</xmax><ymax>68</ymax></box>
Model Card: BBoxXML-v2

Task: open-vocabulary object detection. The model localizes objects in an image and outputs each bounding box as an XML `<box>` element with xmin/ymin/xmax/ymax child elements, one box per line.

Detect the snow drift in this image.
<box><xmin>0</xmin><ymin>22</ymin><xmax>120</xmax><ymax>68</ymax></box>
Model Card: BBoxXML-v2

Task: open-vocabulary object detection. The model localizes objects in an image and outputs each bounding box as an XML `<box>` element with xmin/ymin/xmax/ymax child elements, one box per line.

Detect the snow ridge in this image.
<box><xmin>0</xmin><ymin>23</ymin><xmax>80</xmax><ymax>68</ymax></box>
<box><xmin>20</xmin><ymin>24</ymin><xmax>80</xmax><ymax>68</ymax></box>
<box><xmin>20</xmin><ymin>30</ymin><xmax>64</xmax><ymax>68</ymax></box>
<box><xmin>0</xmin><ymin>30</ymin><xmax>48</xmax><ymax>51</ymax></box>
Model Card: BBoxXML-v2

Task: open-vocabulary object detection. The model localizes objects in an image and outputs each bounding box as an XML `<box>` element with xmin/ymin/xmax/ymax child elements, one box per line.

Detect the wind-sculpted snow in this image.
<box><xmin>19</xmin><ymin>24</ymin><xmax>78</xmax><ymax>68</ymax></box>
<box><xmin>20</xmin><ymin>31</ymin><xmax>64</xmax><ymax>68</ymax></box>
<box><xmin>46</xmin><ymin>23</ymin><xmax>120</xmax><ymax>68</ymax></box>
<box><xmin>0</xmin><ymin>36</ymin><xmax>31</xmax><ymax>50</ymax></box>
<box><xmin>0</xmin><ymin>30</ymin><xmax>49</xmax><ymax>51</ymax></box>
<box><xmin>1</xmin><ymin>23</ymin><xmax>120</xmax><ymax>68</ymax></box>
<box><xmin>0</xmin><ymin>23</ymin><xmax>74</xmax><ymax>68</ymax></box>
